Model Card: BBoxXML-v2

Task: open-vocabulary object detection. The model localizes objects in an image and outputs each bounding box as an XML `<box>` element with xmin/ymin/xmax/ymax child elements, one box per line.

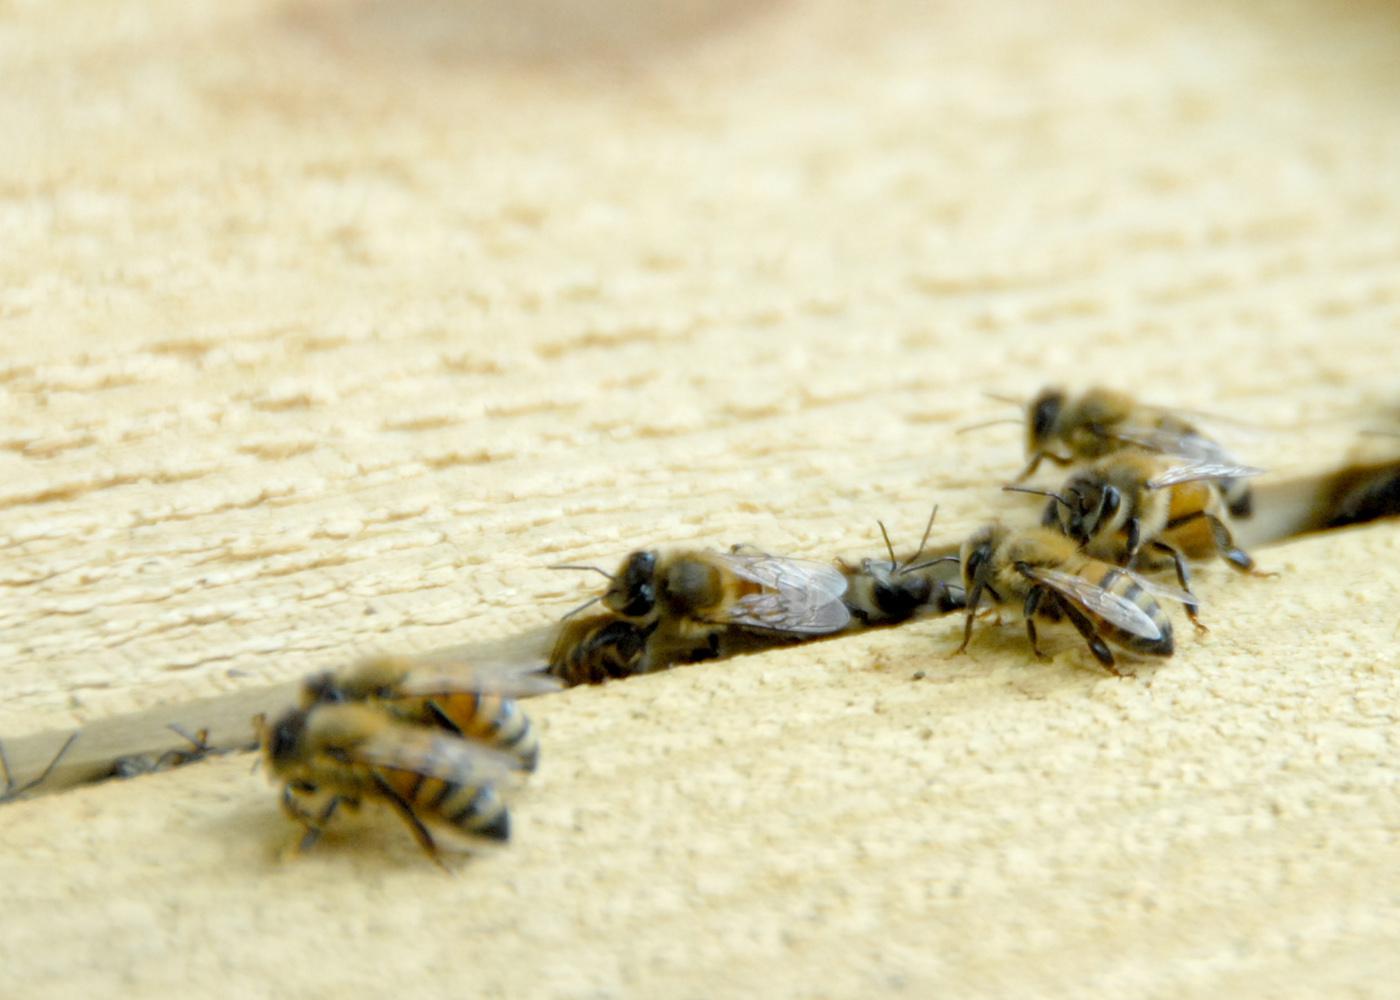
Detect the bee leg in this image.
<box><xmin>1054</xmin><ymin>598</ymin><xmax>1122</xmax><ymax>675</ymax></box>
<box><xmin>1023</xmin><ymin>587</ymin><xmax>1050</xmax><ymax>660</ymax></box>
<box><xmin>1013</xmin><ymin>452</ymin><xmax>1044</xmax><ymax>483</ymax></box>
<box><xmin>1205</xmin><ymin>515</ymin><xmax>1273</xmax><ymax>577</ymax></box>
<box><xmin>1148</xmin><ymin>541</ymin><xmax>1207</xmax><ymax>632</ymax></box>
<box><xmin>951</xmin><ymin>585</ymin><xmax>984</xmax><ymax>656</ymax></box>
<box><xmin>1122</xmin><ymin>518</ymin><xmax>1142</xmax><ymax>566</ymax></box>
<box><xmin>370</xmin><ymin>773</ymin><xmax>445</xmax><ymax>869</ymax></box>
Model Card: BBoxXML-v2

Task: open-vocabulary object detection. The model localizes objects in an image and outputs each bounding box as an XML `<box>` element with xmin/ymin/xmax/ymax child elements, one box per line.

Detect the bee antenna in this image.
<box><xmin>876</xmin><ymin>520</ymin><xmax>897</xmax><ymax>567</ymax></box>
<box><xmin>1002</xmin><ymin>484</ymin><xmax>1073</xmax><ymax>510</ymax></box>
<box><xmin>548</xmin><ymin>564</ymin><xmax>615</xmax><ymax>582</ymax></box>
<box><xmin>955</xmin><ymin>418</ymin><xmax>1022</xmax><ymax>435</ymax></box>
<box><xmin>560</xmin><ymin>595</ymin><xmax>602</xmax><ymax>620</ymax></box>
<box><xmin>902</xmin><ymin>555</ymin><xmax>960</xmax><ymax>573</ymax></box>
<box><xmin>2</xmin><ymin>731</ymin><xmax>79</xmax><ymax>801</ymax></box>
<box><xmin>981</xmin><ymin>391</ymin><xmax>1025</xmax><ymax>406</ymax></box>
<box><xmin>906</xmin><ymin>504</ymin><xmax>939</xmax><ymax>569</ymax></box>
<box><xmin>167</xmin><ymin>723</ymin><xmax>210</xmax><ymax>753</ymax></box>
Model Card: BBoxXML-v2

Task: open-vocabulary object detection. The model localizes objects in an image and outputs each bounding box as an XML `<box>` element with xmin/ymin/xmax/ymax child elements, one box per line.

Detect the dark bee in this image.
<box><xmin>548</xmin><ymin>613</ymin><xmax>658</xmax><ymax>686</ymax></box>
<box><xmin>841</xmin><ymin>508</ymin><xmax>965</xmax><ymax>626</ymax></box>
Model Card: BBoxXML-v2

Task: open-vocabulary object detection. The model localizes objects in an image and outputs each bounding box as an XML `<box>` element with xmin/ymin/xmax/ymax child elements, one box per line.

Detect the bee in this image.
<box><xmin>111</xmin><ymin>724</ymin><xmax>216</xmax><ymax>779</ymax></box>
<box><xmin>953</xmin><ymin>524</ymin><xmax>1195</xmax><ymax>674</ymax></box>
<box><xmin>1009</xmin><ymin>386</ymin><xmax>1255</xmax><ymax>518</ymax></box>
<box><xmin>0</xmin><ymin>732</ymin><xmax>78</xmax><ymax>803</ymax></box>
<box><xmin>548</xmin><ymin>613</ymin><xmax>659</xmax><ymax>686</ymax></box>
<box><xmin>300</xmin><ymin>652</ymin><xmax>558</xmax><ymax>773</ymax></box>
<box><xmin>1011</xmin><ymin>450</ymin><xmax>1267</xmax><ymax>626</ymax></box>
<box><xmin>557</xmin><ymin>547</ymin><xmax>851</xmax><ymax>652</ymax></box>
<box><xmin>258</xmin><ymin>703</ymin><xmax>515</xmax><ymax>862</ymax></box>
<box><xmin>841</xmin><ymin>507</ymin><xmax>966</xmax><ymax>626</ymax></box>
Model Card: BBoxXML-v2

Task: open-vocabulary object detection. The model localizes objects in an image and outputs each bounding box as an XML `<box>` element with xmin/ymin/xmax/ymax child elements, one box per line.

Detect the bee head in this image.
<box><xmin>1060</xmin><ymin>473</ymin><xmax>1118</xmax><ymax>541</ymax></box>
<box><xmin>1028</xmin><ymin>387</ymin><xmax>1066</xmax><ymax>453</ymax></box>
<box><xmin>605</xmin><ymin>550</ymin><xmax>658</xmax><ymax>618</ymax></box>
<box><xmin>263</xmin><ymin>708</ymin><xmax>309</xmax><ymax>770</ymax></box>
<box><xmin>301</xmin><ymin>671</ymin><xmax>341</xmax><ymax>706</ymax></box>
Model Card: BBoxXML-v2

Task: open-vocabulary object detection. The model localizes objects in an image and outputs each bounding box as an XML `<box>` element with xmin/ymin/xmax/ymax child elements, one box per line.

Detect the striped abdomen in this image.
<box><xmin>400</xmin><ymin>692</ymin><xmax>539</xmax><ymax>772</ymax></box>
<box><xmin>1087</xmin><ymin>564</ymin><xmax>1174</xmax><ymax>657</ymax></box>
<box><xmin>377</xmin><ymin>758</ymin><xmax>510</xmax><ymax>842</ymax></box>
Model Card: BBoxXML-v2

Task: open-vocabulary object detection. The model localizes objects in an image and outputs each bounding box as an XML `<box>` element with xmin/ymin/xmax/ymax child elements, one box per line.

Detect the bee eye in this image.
<box><xmin>268</xmin><ymin>710</ymin><xmax>307</xmax><ymax>761</ymax></box>
<box><xmin>1030</xmin><ymin>390</ymin><xmax>1064</xmax><ymax>442</ymax></box>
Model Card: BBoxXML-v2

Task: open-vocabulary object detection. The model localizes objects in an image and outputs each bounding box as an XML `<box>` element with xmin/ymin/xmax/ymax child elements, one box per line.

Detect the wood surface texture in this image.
<box><xmin>2</xmin><ymin>1</ymin><xmax>1398</xmax><ymax>997</ymax></box>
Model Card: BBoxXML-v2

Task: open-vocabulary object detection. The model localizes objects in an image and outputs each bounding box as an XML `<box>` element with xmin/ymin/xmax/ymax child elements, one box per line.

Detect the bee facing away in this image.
<box><xmin>111</xmin><ymin>724</ymin><xmax>216</xmax><ymax>779</ymax></box>
<box><xmin>258</xmin><ymin>703</ymin><xmax>515</xmax><ymax>863</ymax></box>
<box><xmin>548</xmin><ymin>613</ymin><xmax>658</xmax><ymax>686</ymax></box>
<box><xmin>300</xmin><ymin>652</ymin><xmax>558</xmax><ymax>773</ymax></box>
<box><xmin>1012</xmin><ymin>450</ymin><xmax>1267</xmax><ymax>626</ymax></box>
<box><xmin>558</xmin><ymin>547</ymin><xmax>851</xmax><ymax>656</ymax></box>
<box><xmin>954</xmin><ymin>524</ymin><xmax>1194</xmax><ymax>674</ymax></box>
<box><xmin>1011</xmin><ymin>386</ymin><xmax>1255</xmax><ymax>518</ymax></box>
<box><xmin>841</xmin><ymin>508</ymin><xmax>966</xmax><ymax>626</ymax></box>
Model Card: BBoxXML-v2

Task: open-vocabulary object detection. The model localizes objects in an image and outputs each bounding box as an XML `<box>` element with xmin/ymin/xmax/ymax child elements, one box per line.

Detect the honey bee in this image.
<box><xmin>111</xmin><ymin>724</ymin><xmax>216</xmax><ymax>779</ymax></box>
<box><xmin>548</xmin><ymin>613</ymin><xmax>658</xmax><ymax>686</ymax></box>
<box><xmin>300</xmin><ymin>652</ymin><xmax>558</xmax><ymax>773</ymax></box>
<box><xmin>0</xmin><ymin>732</ymin><xmax>78</xmax><ymax>803</ymax></box>
<box><xmin>953</xmin><ymin>524</ymin><xmax>1195</xmax><ymax>674</ymax></box>
<box><xmin>258</xmin><ymin>703</ymin><xmax>516</xmax><ymax>862</ymax></box>
<box><xmin>841</xmin><ymin>508</ymin><xmax>966</xmax><ymax>626</ymax></box>
<box><xmin>1009</xmin><ymin>386</ymin><xmax>1255</xmax><ymax>518</ymax></box>
<box><xmin>1011</xmin><ymin>450</ymin><xmax>1266</xmax><ymax>626</ymax></box>
<box><xmin>558</xmin><ymin>547</ymin><xmax>851</xmax><ymax>652</ymax></box>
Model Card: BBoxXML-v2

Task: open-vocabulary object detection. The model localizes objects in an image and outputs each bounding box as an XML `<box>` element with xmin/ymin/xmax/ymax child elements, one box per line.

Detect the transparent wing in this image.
<box><xmin>729</xmin><ymin>590</ymin><xmax>853</xmax><ymax>633</ymax></box>
<box><xmin>1021</xmin><ymin>566</ymin><xmax>1164</xmax><ymax>641</ymax></box>
<box><xmin>1145</xmin><ymin>461</ymin><xmax>1266</xmax><ymax>490</ymax></box>
<box><xmin>718</xmin><ymin>551</ymin><xmax>850</xmax><ymax>600</ymax></box>
<box><xmin>353</xmin><ymin>724</ymin><xmax>516</xmax><ymax>786</ymax></box>
<box><xmin>713</xmin><ymin>551</ymin><xmax>852</xmax><ymax>633</ymax></box>
<box><xmin>1125</xmin><ymin>571</ymin><xmax>1196</xmax><ymax>606</ymax></box>
<box><xmin>1110</xmin><ymin>424</ymin><xmax>1241</xmax><ymax>466</ymax></box>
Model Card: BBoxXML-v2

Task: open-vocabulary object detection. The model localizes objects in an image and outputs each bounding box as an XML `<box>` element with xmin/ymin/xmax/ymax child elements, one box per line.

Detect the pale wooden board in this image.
<box><xmin>2</xmin><ymin>0</ymin><xmax>1399</xmax><ymax>996</ymax></box>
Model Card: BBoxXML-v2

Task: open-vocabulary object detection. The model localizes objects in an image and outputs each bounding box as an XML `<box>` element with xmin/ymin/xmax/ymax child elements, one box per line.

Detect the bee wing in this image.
<box><xmin>390</xmin><ymin>650</ymin><xmax>562</xmax><ymax>699</ymax></box>
<box><xmin>1111</xmin><ymin>424</ymin><xmax>1241</xmax><ymax>466</ymax></box>
<box><xmin>1145</xmin><ymin>461</ymin><xmax>1266</xmax><ymax>490</ymax></box>
<box><xmin>1020</xmin><ymin>566</ymin><xmax>1164</xmax><ymax>642</ymax></box>
<box><xmin>1125</xmin><ymin>572</ymin><xmax>1196</xmax><ymax>606</ymax></box>
<box><xmin>720</xmin><ymin>551</ymin><xmax>850</xmax><ymax>600</ymax></box>
<box><xmin>353</xmin><ymin>723</ymin><xmax>517</xmax><ymax>786</ymax></box>
<box><xmin>714</xmin><ymin>551</ymin><xmax>852</xmax><ymax>633</ymax></box>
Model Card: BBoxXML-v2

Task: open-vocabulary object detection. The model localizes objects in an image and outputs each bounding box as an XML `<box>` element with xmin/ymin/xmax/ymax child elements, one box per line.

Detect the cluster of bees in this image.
<box><xmin>253</xmin><ymin>385</ymin><xmax>1272</xmax><ymax>863</ymax></box>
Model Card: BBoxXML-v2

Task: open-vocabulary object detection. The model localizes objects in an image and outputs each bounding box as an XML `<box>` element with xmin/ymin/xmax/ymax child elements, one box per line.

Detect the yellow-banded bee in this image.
<box><xmin>548</xmin><ymin>613</ymin><xmax>658</xmax><ymax>686</ymax></box>
<box><xmin>1005</xmin><ymin>386</ymin><xmax>1255</xmax><ymax>518</ymax></box>
<box><xmin>300</xmin><ymin>652</ymin><xmax>557</xmax><ymax>773</ymax></box>
<box><xmin>841</xmin><ymin>509</ymin><xmax>965</xmax><ymax>626</ymax></box>
<box><xmin>952</xmin><ymin>524</ymin><xmax>1194</xmax><ymax>674</ymax></box>
<box><xmin>558</xmin><ymin>547</ymin><xmax>851</xmax><ymax>656</ymax></box>
<box><xmin>258</xmin><ymin>703</ymin><xmax>516</xmax><ymax>862</ymax></box>
<box><xmin>1010</xmin><ymin>450</ymin><xmax>1267</xmax><ymax>626</ymax></box>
